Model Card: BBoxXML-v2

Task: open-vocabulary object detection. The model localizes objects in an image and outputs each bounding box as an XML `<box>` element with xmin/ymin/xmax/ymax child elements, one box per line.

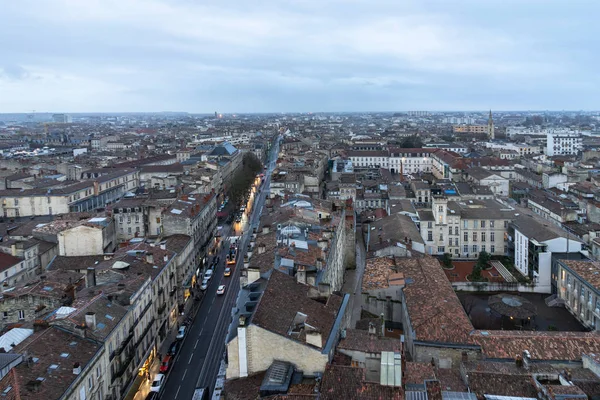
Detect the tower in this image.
<box><xmin>487</xmin><ymin>110</ymin><xmax>494</xmax><ymax>140</ymax></box>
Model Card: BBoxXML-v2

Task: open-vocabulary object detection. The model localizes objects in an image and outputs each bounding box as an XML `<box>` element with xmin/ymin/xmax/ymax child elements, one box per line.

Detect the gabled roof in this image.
<box><xmin>251</xmin><ymin>271</ymin><xmax>344</xmax><ymax>349</ymax></box>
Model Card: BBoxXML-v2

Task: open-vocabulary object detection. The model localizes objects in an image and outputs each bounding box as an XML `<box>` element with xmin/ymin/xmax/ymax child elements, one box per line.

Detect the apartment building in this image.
<box><xmin>162</xmin><ymin>193</ymin><xmax>218</xmax><ymax>287</ymax></box>
<box><xmin>419</xmin><ymin>196</ymin><xmax>516</xmax><ymax>257</ymax></box>
<box><xmin>509</xmin><ymin>213</ymin><xmax>583</xmax><ymax>292</ymax></box>
<box><xmin>555</xmin><ymin>259</ymin><xmax>600</xmax><ymax>331</ymax></box>
<box><xmin>0</xmin><ymin>169</ymin><xmax>139</xmax><ymax>217</ymax></box>
<box><xmin>546</xmin><ymin>132</ymin><xmax>582</xmax><ymax>156</ymax></box>
<box><xmin>0</xmin><ymin>240</ymin><xmax>39</xmax><ymax>286</ymax></box>
<box><xmin>452</xmin><ymin>125</ymin><xmax>488</xmax><ymax>134</ymax></box>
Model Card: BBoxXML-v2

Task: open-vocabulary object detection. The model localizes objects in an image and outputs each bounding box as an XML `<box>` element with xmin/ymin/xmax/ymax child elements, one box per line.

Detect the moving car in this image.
<box><xmin>167</xmin><ymin>340</ymin><xmax>180</xmax><ymax>356</ymax></box>
<box><xmin>176</xmin><ymin>326</ymin><xmax>186</xmax><ymax>340</ymax></box>
<box><xmin>200</xmin><ymin>279</ymin><xmax>209</xmax><ymax>291</ymax></box>
<box><xmin>224</xmin><ymin>267</ymin><xmax>231</xmax><ymax>277</ymax></box>
<box><xmin>150</xmin><ymin>374</ymin><xmax>165</xmax><ymax>392</ymax></box>
<box><xmin>217</xmin><ymin>285</ymin><xmax>226</xmax><ymax>295</ymax></box>
<box><xmin>159</xmin><ymin>355</ymin><xmax>173</xmax><ymax>373</ymax></box>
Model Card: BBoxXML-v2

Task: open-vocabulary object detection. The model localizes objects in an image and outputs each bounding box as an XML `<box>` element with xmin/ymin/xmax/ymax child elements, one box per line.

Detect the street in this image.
<box><xmin>158</xmin><ymin>136</ymin><xmax>280</xmax><ymax>400</ymax></box>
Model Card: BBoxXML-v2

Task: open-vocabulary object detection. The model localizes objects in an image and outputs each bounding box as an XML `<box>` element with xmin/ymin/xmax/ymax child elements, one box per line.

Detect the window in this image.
<box><xmin>427</xmin><ymin>221</ymin><xmax>432</xmax><ymax>229</ymax></box>
<box><xmin>490</xmin><ymin>232</ymin><xmax>495</xmax><ymax>242</ymax></box>
<box><xmin>490</xmin><ymin>245</ymin><xmax>495</xmax><ymax>253</ymax></box>
<box><xmin>135</xmin><ymin>215</ymin><xmax>140</xmax><ymax>223</ymax></box>
<box><xmin>481</xmin><ymin>232</ymin><xmax>486</xmax><ymax>242</ymax></box>
<box><xmin>438</xmin><ymin>206</ymin><xmax>443</xmax><ymax>212</ymax></box>
<box><xmin>128</xmin><ymin>227</ymin><xmax>132</xmax><ymax>234</ymax></box>
<box><xmin>472</xmin><ymin>245</ymin><xmax>478</xmax><ymax>253</ymax></box>
<box><xmin>464</xmin><ymin>232</ymin><xmax>468</xmax><ymax>242</ymax></box>
<box><xmin>48</xmin><ymin>207</ymin><xmax>52</xmax><ymax>215</ymax></box>
<box><xmin>463</xmin><ymin>220</ymin><xmax>468</xmax><ymax>229</ymax></box>
<box><xmin>581</xmin><ymin>287</ymin><xmax>586</xmax><ymax>298</ymax></box>
<box><xmin>119</xmin><ymin>216</ymin><xmax>123</xmax><ymax>223</ymax></box>
<box><xmin>481</xmin><ymin>220</ymin><xmax>486</xmax><ymax>228</ymax></box>
<box><xmin>454</xmin><ymin>226</ymin><xmax>459</xmax><ymax>235</ymax></box>
<box><xmin>490</xmin><ymin>220</ymin><xmax>495</xmax><ymax>228</ymax></box>
<box><xmin>439</xmin><ymin>233</ymin><xmax>443</xmax><ymax>241</ymax></box>
<box><xmin>14</xmin><ymin>199</ymin><xmax>18</xmax><ymax>206</ymax></box>
<box><xmin>18</xmin><ymin>310</ymin><xmax>25</xmax><ymax>320</ymax></box>
<box><xmin>427</xmin><ymin>231</ymin><xmax>432</xmax><ymax>241</ymax></box>
<box><xmin>15</xmin><ymin>210</ymin><xmax>19</xmax><ymax>217</ymax></box>
<box><xmin>2</xmin><ymin>311</ymin><xmax>7</xmax><ymax>320</ymax></box>
<box><xmin>504</xmin><ymin>221</ymin><xmax>508</xmax><ymax>228</ymax></box>
<box><xmin>438</xmin><ymin>246</ymin><xmax>445</xmax><ymax>253</ymax></box>
<box><xmin>567</xmin><ymin>275</ymin><xmax>572</xmax><ymax>285</ymax></box>
<box><xmin>473</xmin><ymin>220</ymin><xmax>478</xmax><ymax>229</ymax></box>
<box><xmin>481</xmin><ymin>245</ymin><xmax>486</xmax><ymax>252</ymax></box>
<box><xmin>156</xmin><ymin>217</ymin><xmax>161</xmax><ymax>224</ymax></box>
<box><xmin>47</xmin><ymin>197</ymin><xmax>51</xmax><ymax>203</ymax></box>
<box><xmin>472</xmin><ymin>232</ymin><xmax>477</xmax><ymax>241</ymax></box>
<box><xmin>455</xmin><ymin>238</ymin><xmax>459</xmax><ymax>246</ymax></box>
<box><xmin>463</xmin><ymin>245</ymin><xmax>468</xmax><ymax>254</ymax></box>
<box><xmin>88</xmin><ymin>375</ymin><xmax>94</xmax><ymax>390</ymax></box>
<box><xmin>448</xmin><ymin>227</ymin><xmax>453</xmax><ymax>236</ymax></box>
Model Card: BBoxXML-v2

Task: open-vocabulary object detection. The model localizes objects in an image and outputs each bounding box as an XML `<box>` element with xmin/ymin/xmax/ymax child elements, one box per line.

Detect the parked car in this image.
<box><xmin>167</xmin><ymin>341</ymin><xmax>180</xmax><ymax>356</ymax></box>
<box><xmin>217</xmin><ymin>285</ymin><xmax>226</xmax><ymax>295</ymax></box>
<box><xmin>200</xmin><ymin>279</ymin><xmax>209</xmax><ymax>291</ymax></box>
<box><xmin>176</xmin><ymin>326</ymin><xmax>186</xmax><ymax>340</ymax></box>
<box><xmin>224</xmin><ymin>267</ymin><xmax>231</xmax><ymax>277</ymax></box>
<box><xmin>204</xmin><ymin>269</ymin><xmax>214</xmax><ymax>281</ymax></box>
<box><xmin>159</xmin><ymin>355</ymin><xmax>173</xmax><ymax>373</ymax></box>
<box><xmin>150</xmin><ymin>374</ymin><xmax>165</xmax><ymax>392</ymax></box>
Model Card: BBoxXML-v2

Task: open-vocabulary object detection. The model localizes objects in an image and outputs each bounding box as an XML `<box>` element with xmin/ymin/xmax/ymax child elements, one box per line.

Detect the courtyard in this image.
<box><xmin>457</xmin><ymin>292</ymin><xmax>586</xmax><ymax>332</ymax></box>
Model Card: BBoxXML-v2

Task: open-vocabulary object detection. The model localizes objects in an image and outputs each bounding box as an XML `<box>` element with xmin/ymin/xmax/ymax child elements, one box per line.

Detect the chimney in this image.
<box><xmin>523</xmin><ymin>350</ymin><xmax>531</xmax><ymax>370</ymax></box>
<box><xmin>85</xmin><ymin>312</ymin><xmax>96</xmax><ymax>330</ymax></box>
<box><xmin>10</xmin><ymin>245</ymin><xmax>17</xmax><ymax>257</ymax></box>
<box><xmin>146</xmin><ymin>252</ymin><xmax>154</xmax><ymax>264</ymax></box>
<box><xmin>239</xmin><ymin>315</ymin><xmax>246</xmax><ymax>327</ymax></box>
<box><xmin>160</xmin><ymin>243</ymin><xmax>166</xmax><ymax>250</ymax></box>
<box><xmin>262</xmin><ymin>226</ymin><xmax>270</xmax><ymax>234</ymax></box>
<box><xmin>258</xmin><ymin>244</ymin><xmax>266</xmax><ymax>254</ymax></box>
<box><xmin>73</xmin><ymin>362</ymin><xmax>81</xmax><ymax>375</ymax></box>
<box><xmin>85</xmin><ymin>268</ymin><xmax>96</xmax><ymax>288</ymax></box>
<box><xmin>368</xmin><ymin>322</ymin><xmax>377</xmax><ymax>336</ymax></box>
<box><xmin>163</xmin><ymin>254</ymin><xmax>168</xmax><ymax>262</ymax></box>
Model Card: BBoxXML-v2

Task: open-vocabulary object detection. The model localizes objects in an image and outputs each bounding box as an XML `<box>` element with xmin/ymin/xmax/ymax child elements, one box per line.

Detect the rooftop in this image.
<box><xmin>251</xmin><ymin>271</ymin><xmax>344</xmax><ymax>349</ymax></box>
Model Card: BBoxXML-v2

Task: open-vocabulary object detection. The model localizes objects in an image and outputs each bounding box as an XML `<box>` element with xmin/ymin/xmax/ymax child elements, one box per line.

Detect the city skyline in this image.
<box><xmin>1</xmin><ymin>0</ymin><xmax>599</xmax><ymax>113</ymax></box>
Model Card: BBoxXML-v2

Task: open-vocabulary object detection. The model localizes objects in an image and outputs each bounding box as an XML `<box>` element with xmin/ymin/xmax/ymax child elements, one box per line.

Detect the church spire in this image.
<box><xmin>487</xmin><ymin>110</ymin><xmax>494</xmax><ymax>140</ymax></box>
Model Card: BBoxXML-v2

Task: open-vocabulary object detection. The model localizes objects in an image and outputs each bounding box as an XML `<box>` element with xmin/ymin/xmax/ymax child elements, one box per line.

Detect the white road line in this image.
<box><xmin>182</xmin><ymin>369</ymin><xmax>187</xmax><ymax>381</ymax></box>
<box><xmin>175</xmin><ymin>386</ymin><xmax>181</xmax><ymax>399</ymax></box>
<box><xmin>194</xmin><ymin>338</ymin><xmax>199</xmax><ymax>349</ymax></box>
<box><xmin>188</xmin><ymin>353</ymin><xmax>194</xmax><ymax>364</ymax></box>
<box><xmin>200</xmin><ymin>327</ymin><xmax>204</xmax><ymax>336</ymax></box>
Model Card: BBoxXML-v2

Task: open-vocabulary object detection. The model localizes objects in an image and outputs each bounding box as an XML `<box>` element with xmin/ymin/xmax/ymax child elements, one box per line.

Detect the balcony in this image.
<box><xmin>158</xmin><ymin>287</ymin><xmax>164</xmax><ymax>296</ymax></box>
<box><xmin>114</xmin><ymin>328</ymin><xmax>134</xmax><ymax>358</ymax></box>
<box><xmin>112</xmin><ymin>350</ymin><xmax>134</xmax><ymax>381</ymax></box>
<box><xmin>157</xmin><ymin>302</ymin><xmax>167</xmax><ymax>315</ymax></box>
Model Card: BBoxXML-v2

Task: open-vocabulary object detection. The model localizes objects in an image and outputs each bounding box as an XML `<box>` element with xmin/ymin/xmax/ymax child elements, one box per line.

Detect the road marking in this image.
<box><xmin>194</xmin><ymin>338</ymin><xmax>199</xmax><ymax>349</ymax></box>
<box><xmin>188</xmin><ymin>353</ymin><xmax>194</xmax><ymax>364</ymax></box>
<box><xmin>200</xmin><ymin>327</ymin><xmax>204</xmax><ymax>336</ymax></box>
<box><xmin>182</xmin><ymin>369</ymin><xmax>187</xmax><ymax>381</ymax></box>
<box><xmin>175</xmin><ymin>386</ymin><xmax>181</xmax><ymax>399</ymax></box>
<box><xmin>211</xmin><ymin>297</ymin><xmax>215</xmax><ymax>305</ymax></box>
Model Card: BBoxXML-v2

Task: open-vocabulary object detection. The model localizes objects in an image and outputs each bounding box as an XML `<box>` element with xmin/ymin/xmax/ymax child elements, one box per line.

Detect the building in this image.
<box><xmin>464</xmin><ymin>167</ymin><xmax>509</xmax><ymax>196</ymax></box>
<box><xmin>33</xmin><ymin>217</ymin><xmax>116</xmax><ymax>256</ymax></box>
<box><xmin>162</xmin><ymin>193</ymin><xmax>218</xmax><ymax>288</ymax></box>
<box><xmin>546</xmin><ymin>132</ymin><xmax>582</xmax><ymax>156</ymax></box>
<box><xmin>509</xmin><ymin>213</ymin><xmax>583</xmax><ymax>292</ymax></box>
<box><xmin>555</xmin><ymin>259</ymin><xmax>600</xmax><ymax>330</ymax></box>
<box><xmin>419</xmin><ymin>197</ymin><xmax>517</xmax><ymax>257</ymax></box>
<box><xmin>453</xmin><ymin>125</ymin><xmax>488</xmax><ymax>134</ymax></box>
<box><xmin>226</xmin><ymin>270</ymin><xmax>348</xmax><ymax>379</ymax></box>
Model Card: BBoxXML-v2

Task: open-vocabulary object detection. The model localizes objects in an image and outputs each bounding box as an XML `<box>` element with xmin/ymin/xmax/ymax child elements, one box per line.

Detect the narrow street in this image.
<box><xmin>156</xmin><ymin>135</ymin><xmax>280</xmax><ymax>400</ymax></box>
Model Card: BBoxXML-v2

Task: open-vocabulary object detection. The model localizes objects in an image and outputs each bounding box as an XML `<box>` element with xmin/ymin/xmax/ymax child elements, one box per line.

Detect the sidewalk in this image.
<box><xmin>132</xmin><ymin>291</ymin><xmax>204</xmax><ymax>400</ymax></box>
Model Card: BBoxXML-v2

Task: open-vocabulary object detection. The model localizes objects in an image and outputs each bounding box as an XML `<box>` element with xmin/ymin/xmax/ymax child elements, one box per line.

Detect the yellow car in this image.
<box><xmin>224</xmin><ymin>267</ymin><xmax>232</xmax><ymax>277</ymax></box>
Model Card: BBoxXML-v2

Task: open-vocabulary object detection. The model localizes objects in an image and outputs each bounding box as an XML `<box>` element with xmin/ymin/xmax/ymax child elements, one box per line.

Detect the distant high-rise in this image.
<box><xmin>52</xmin><ymin>113</ymin><xmax>72</xmax><ymax>123</ymax></box>
<box><xmin>215</xmin><ymin>111</ymin><xmax>218</xmax><ymax>118</ymax></box>
<box><xmin>487</xmin><ymin>110</ymin><xmax>494</xmax><ymax>140</ymax></box>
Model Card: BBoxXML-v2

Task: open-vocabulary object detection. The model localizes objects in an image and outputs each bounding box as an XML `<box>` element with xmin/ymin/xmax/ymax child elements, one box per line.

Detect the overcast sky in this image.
<box><xmin>0</xmin><ymin>0</ymin><xmax>598</xmax><ymax>113</ymax></box>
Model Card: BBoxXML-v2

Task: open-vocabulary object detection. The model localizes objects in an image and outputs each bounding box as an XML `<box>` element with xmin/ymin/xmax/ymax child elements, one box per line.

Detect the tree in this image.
<box><xmin>468</xmin><ymin>264</ymin><xmax>484</xmax><ymax>281</ymax></box>
<box><xmin>476</xmin><ymin>251</ymin><xmax>491</xmax><ymax>270</ymax></box>
<box><xmin>400</xmin><ymin>135</ymin><xmax>423</xmax><ymax>148</ymax></box>
<box><xmin>442</xmin><ymin>253</ymin><xmax>453</xmax><ymax>269</ymax></box>
<box><xmin>226</xmin><ymin>152</ymin><xmax>263</xmax><ymax>207</ymax></box>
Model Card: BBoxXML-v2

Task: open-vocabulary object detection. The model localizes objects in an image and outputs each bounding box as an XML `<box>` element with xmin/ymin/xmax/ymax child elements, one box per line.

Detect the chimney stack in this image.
<box><xmin>368</xmin><ymin>322</ymin><xmax>376</xmax><ymax>336</ymax></box>
<box><xmin>258</xmin><ymin>244</ymin><xmax>266</xmax><ymax>254</ymax></box>
<box><xmin>73</xmin><ymin>362</ymin><xmax>81</xmax><ymax>375</ymax></box>
<box><xmin>11</xmin><ymin>245</ymin><xmax>17</xmax><ymax>257</ymax></box>
<box><xmin>160</xmin><ymin>243</ymin><xmax>166</xmax><ymax>250</ymax></box>
<box><xmin>164</xmin><ymin>255</ymin><xmax>168</xmax><ymax>262</ymax></box>
<box><xmin>146</xmin><ymin>252</ymin><xmax>154</xmax><ymax>264</ymax></box>
<box><xmin>85</xmin><ymin>312</ymin><xmax>96</xmax><ymax>330</ymax></box>
<box><xmin>85</xmin><ymin>268</ymin><xmax>96</xmax><ymax>288</ymax></box>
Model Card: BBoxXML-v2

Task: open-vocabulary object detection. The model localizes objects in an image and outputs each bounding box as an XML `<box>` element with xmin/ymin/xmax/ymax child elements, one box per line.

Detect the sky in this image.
<box><xmin>0</xmin><ymin>0</ymin><xmax>598</xmax><ymax>113</ymax></box>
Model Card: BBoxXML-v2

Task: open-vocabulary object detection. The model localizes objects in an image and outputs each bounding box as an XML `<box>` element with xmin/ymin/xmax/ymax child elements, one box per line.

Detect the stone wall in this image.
<box><xmin>451</xmin><ymin>281</ymin><xmax>549</xmax><ymax>294</ymax></box>
<box><xmin>362</xmin><ymin>293</ymin><xmax>403</xmax><ymax>323</ymax></box>
<box><xmin>226</xmin><ymin>324</ymin><xmax>329</xmax><ymax>379</ymax></box>
<box><xmin>413</xmin><ymin>343</ymin><xmax>480</xmax><ymax>368</ymax></box>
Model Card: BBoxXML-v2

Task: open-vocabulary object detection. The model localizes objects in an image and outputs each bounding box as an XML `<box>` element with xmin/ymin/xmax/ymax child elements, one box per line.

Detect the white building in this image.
<box><xmin>510</xmin><ymin>214</ymin><xmax>582</xmax><ymax>293</ymax></box>
<box><xmin>546</xmin><ymin>132</ymin><xmax>583</xmax><ymax>156</ymax></box>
